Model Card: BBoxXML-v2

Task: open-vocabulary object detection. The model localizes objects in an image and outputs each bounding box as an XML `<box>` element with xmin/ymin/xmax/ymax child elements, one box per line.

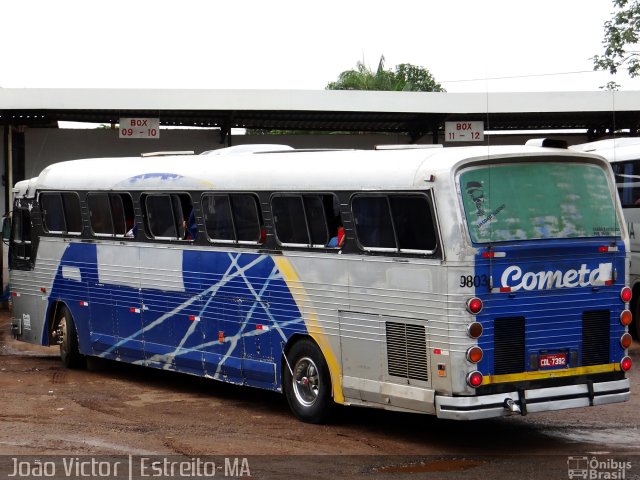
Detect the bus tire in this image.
<box><xmin>283</xmin><ymin>339</ymin><xmax>333</xmax><ymax>424</ymax></box>
<box><xmin>57</xmin><ymin>305</ymin><xmax>85</xmax><ymax>369</ymax></box>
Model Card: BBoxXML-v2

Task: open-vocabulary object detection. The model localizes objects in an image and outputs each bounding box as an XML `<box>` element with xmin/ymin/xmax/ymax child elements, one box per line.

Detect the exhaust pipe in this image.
<box><xmin>503</xmin><ymin>398</ymin><xmax>521</xmax><ymax>414</ymax></box>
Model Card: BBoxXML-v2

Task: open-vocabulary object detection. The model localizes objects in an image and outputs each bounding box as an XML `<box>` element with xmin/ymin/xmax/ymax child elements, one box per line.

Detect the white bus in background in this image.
<box><xmin>571</xmin><ymin>137</ymin><xmax>640</xmax><ymax>339</ymax></box>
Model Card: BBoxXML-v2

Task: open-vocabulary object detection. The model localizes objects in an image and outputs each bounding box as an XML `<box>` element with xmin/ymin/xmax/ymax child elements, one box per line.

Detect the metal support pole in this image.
<box><xmin>4</xmin><ymin>126</ymin><xmax>12</xmax><ymax>214</ymax></box>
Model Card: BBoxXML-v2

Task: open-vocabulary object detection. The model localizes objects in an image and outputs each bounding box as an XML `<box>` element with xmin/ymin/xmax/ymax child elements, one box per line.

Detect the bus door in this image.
<box><xmin>9</xmin><ymin>206</ymin><xmax>40</xmax><ymax>344</ymax></box>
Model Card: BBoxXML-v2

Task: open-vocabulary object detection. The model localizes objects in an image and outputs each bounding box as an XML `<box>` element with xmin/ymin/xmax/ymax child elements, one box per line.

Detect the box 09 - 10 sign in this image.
<box><xmin>119</xmin><ymin>118</ymin><xmax>160</xmax><ymax>139</ymax></box>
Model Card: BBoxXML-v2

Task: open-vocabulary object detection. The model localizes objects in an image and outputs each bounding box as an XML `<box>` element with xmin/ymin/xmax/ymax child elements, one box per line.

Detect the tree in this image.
<box><xmin>593</xmin><ymin>0</ymin><xmax>640</xmax><ymax>80</ymax></box>
<box><xmin>326</xmin><ymin>55</ymin><xmax>445</xmax><ymax>92</ymax></box>
<box><xmin>247</xmin><ymin>56</ymin><xmax>443</xmax><ymax>135</ymax></box>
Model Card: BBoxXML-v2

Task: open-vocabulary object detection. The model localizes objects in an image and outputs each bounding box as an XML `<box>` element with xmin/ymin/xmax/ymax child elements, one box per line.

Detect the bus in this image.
<box><xmin>8</xmin><ymin>144</ymin><xmax>632</xmax><ymax>422</ymax></box>
<box><xmin>571</xmin><ymin>137</ymin><xmax>640</xmax><ymax>339</ymax></box>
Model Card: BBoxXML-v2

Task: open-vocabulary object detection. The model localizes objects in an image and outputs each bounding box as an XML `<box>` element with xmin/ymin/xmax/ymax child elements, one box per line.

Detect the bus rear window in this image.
<box><xmin>460</xmin><ymin>162</ymin><xmax>620</xmax><ymax>243</ymax></box>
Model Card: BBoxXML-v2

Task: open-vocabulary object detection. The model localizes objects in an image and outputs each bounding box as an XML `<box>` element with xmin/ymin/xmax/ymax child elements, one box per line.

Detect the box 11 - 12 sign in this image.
<box><xmin>445</xmin><ymin>121</ymin><xmax>484</xmax><ymax>142</ymax></box>
<box><xmin>119</xmin><ymin>118</ymin><xmax>160</xmax><ymax>139</ymax></box>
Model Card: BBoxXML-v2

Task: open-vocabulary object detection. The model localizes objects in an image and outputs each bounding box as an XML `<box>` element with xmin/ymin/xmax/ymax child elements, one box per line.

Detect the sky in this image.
<box><xmin>1</xmin><ymin>0</ymin><xmax>639</xmax><ymax>93</ymax></box>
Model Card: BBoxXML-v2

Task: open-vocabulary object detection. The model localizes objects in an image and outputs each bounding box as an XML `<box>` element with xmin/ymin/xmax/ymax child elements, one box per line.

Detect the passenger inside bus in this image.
<box><xmin>183</xmin><ymin>210</ymin><xmax>197</xmax><ymax>240</ymax></box>
<box><xmin>327</xmin><ymin>226</ymin><xmax>344</xmax><ymax>247</ymax></box>
<box><xmin>326</xmin><ymin>195</ymin><xmax>344</xmax><ymax>248</ymax></box>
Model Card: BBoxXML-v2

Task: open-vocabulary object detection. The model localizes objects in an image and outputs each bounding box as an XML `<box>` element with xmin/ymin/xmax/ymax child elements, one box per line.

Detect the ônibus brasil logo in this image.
<box><xmin>501</xmin><ymin>263</ymin><xmax>613</xmax><ymax>292</ymax></box>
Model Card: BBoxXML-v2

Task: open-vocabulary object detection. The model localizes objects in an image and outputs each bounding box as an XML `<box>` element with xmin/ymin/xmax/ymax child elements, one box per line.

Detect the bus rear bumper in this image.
<box><xmin>435</xmin><ymin>378</ymin><xmax>630</xmax><ymax>420</ymax></box>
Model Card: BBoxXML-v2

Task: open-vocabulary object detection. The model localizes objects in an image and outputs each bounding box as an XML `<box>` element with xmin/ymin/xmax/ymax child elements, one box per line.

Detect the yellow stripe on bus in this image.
<box><xmin>273</xmin><ymin>256</ymin><xmax>345</xmax><ymax>404</ymax></box>
<box><xmin>484</xmin><ymin>363</ymin><xmax>619</xmax><ymax>385</ymax></box>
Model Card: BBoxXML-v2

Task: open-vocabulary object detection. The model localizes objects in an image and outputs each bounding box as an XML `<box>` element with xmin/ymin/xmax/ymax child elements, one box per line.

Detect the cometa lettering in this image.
<box><xmin>501</xmin><ymin>263</ymin><xmax>612</xmax><ymax>291</ymax></box>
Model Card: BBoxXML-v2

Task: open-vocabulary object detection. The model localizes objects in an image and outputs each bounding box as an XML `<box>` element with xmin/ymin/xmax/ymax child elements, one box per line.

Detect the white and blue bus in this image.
<box><xmin>571</xmin><ymin>138</ymin><xmax>640</xmax><ymax>340</ymax></box>
<box><xmin>8</xmin><ymin>144</ymin><xmax>631</xmax><ymax>422</ymax></box>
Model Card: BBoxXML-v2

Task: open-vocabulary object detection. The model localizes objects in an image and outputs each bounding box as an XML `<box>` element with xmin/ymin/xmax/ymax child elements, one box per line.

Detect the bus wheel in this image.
<box><xmin>56</xmin><ymin>305</ymin><xmax>85</xmax><ymax>369</ymax></box>
<box><xmin>283</xmin><ymin>339</ymin><xmax>333</xmax><ymax>424</ymax></box>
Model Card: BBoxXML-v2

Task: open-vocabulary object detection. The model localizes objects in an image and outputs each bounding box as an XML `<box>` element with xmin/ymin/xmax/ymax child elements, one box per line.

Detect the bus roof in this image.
<box><xmin>570</xmin><ymin>138</ymin><xmax>640</xmax><ymax>162</ymax></box>
<box><xmin>24</xmin><ymin>144</ymin><xmax>606</xmax><ymax>195</ymax></box>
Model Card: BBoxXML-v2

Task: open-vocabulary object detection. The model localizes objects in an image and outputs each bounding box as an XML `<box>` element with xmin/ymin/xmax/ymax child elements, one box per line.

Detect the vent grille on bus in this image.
<box><xmin>494</xmin><ymin>316</ymin><xmax>525</xmax><ymax>375</ymax></box>
<box><xmin>385</xmin><ymin>321</ymin><xmax>428</xmax><ymax>382</ymax></box>
<box><xmin>582</xmin><ymin>310</ymin><xmax>610</xmax><ymax>366</ymax></box>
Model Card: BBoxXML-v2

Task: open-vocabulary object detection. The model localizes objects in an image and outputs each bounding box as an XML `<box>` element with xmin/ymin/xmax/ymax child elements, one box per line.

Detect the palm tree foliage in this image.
<box><xmin>326</xmin><ymin>56</ymin><xmax>445</xmax><ymax>92</ymax></box>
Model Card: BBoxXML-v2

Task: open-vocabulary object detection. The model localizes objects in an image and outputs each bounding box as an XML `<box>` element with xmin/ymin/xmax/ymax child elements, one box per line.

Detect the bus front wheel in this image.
<box><xmin>283</xmin><ymin>339</ymin><xmax>333</xmax><ymax>424</ymax></box>
<box><xmin>56</xmin><ymin>305</ymin><xmax>85</xmax><ymax>369</ymax></box>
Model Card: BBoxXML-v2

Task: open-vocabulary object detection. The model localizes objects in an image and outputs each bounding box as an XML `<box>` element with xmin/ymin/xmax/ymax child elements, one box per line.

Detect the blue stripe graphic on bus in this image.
<box><xmin>48</xmin><ymin>243</ymin><xmax>306</xmax><ymax>390</ymax></box>
<box><xmin>473</xmin><ymin>239</ymin><xmax>627</xmax><ymax>376</ymax></box>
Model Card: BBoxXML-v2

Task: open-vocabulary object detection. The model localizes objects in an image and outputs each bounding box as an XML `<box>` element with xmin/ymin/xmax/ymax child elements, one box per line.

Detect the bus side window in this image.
<box><xmin>389</xmin><ymin>195</ymin><xmax>437</xmax><ymax>251</ymax></box>
<box><xmin>352</xmin><ymin>195</ymin><xmax>395</xmax><ymax>249</ymax></box>
<box><xmin>272</xmin><ymin>195</ymin><xmax>309</xmax><ymax>245</ymax></box>
<box><xmin>143</xmin><ymin>193</ymin><xmax>193</xmax><ymax>240</ymax></box>
<box><xmin>230</xmin><ymin>194</ymin><xmax>262</xmax><ymax>243</ymax></box>
<box><xmin>110</xmin><ymin>193</ymin><xmax>133</xmax><ymax>236</ymax></box>
<box><xmin>612</xmin><ymin>160</ymin><xmax>640</xmax><ymax>207</ymax></box>
<box><xmin>203</xmin><ymin>193</ymin><xmax>262</xmax><ymax>244</ymax></box>
<box><xmin>351</xmin><ymin>193</ymin><xmax>437</xmax><ymax>253</ymax></box>
<box><xmin>40</xmin><ymin>193</ymin><xmax>65</xmax><ymax>233</ymax></box>
<box><xmin>303</xmin><ymin>195</ymin><xmax>330</xmax><ymax>246</ymax></box>
<box><xmin>40</xmin><ymin>192</ymin><xmax>82</xmax><ymax>235</ymax></box>
<box><xmin>88</xmin><ymin>193</ymin><xmax>135</xmax><ymax>237</ymax></box>
<box><xmin>203</xmin><ymin>194</ymin><xmax>234</xmax><ymax>241</ymax></box>
<box><xmin>145</xmin><ymin>194</ymin><xmax>177</xmax><ymax>239</ymax></box>
<box><xmin>88</xmin><ymin>193</ymin><xmax>115</xmax><ymax>235</ymax></box>
<box><xmin>271</xmin><ymin>193</ymin><xmax>338</xmax><ymax>248</ymax></box>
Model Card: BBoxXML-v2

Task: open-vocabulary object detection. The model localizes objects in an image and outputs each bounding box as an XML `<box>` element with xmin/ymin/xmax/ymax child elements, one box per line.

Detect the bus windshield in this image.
<box><xmin>460</xmin><ymin>162</ymin><xmax>620</xmax><ymax>244</ymax></box>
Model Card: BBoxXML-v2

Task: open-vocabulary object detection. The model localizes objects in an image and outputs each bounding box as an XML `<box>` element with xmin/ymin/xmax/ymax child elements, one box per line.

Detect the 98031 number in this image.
<box><xmin>459</xmin><ymin>274</ymin><xmax>489</xmax><ymax>288</ymax></box>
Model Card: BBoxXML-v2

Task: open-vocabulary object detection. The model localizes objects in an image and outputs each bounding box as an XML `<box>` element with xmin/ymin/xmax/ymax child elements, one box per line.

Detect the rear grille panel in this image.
<box><xmin>582</xmin><ymin>310</ymin><xmax>611</xmax><ymax>366</ymax></box>
<box><xmin>493</xmin><ymin>316</ymin><xmax>525</xmax><ymax>375</ymax></box>
<box><xmin>386</xmin><ymin>321</ymin><xmax>428</xmax><ymax>382</ymax></box>
<box><xmin>474</xmin><ymin>241</ymin><xmax>626</xmax><ymax>377</ymax></box>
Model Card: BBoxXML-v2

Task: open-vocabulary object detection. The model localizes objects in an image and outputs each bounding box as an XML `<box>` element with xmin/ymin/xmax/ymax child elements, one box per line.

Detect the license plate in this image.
<box><xmin>539</xmin><ymin>352</ymin><xmax>567</xmax><ymax>368</ymax></box>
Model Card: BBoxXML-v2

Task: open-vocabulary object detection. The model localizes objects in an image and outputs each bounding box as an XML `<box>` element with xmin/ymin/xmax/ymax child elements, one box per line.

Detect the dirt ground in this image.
<box><xmin>1</xmin><ymin>309</ymin><xmax>639</xmax><ymax>479</ymax></box>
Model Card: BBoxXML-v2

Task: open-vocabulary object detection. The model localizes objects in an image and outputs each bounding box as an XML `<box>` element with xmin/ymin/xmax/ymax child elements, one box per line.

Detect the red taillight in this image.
<box><xmin>621</xmin><ymin>356</ymin><xmax>632</xmax><ymax>372</ymax></box>
<box><xmin>467</xmin><ymin>371</ymin><xmax>483</xmax><ymax>388</ymax></box>
<box><xmin>466</xmin><ymin>322</ymin><xmax>483</xmax><ymax>339</ymax></box>
<box><xmin>620</xmin><ymin>310</ymin><xmax>632</xmax><ymax>326</ymax></box>
<box><xmin>621</xmin><ymin>333</ymin><xmax>633</xmax><ymax>349</ymax></box>
<box><xmin>466</xmin><ymin>297</ymin><xmax>483</xmax><ymax>315</ymax></box>
<box><xmin>621</xmin><ymin>287</ymin><xmax>632</xmax><ymax>303</ymax></box>
<box><xmin>466</xmin><ymin>346</ymin><xmax>483</xmax><ymax>363</ymax></box>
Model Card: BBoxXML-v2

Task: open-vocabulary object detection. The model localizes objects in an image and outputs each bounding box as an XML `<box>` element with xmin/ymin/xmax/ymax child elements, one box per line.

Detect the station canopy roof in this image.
<box><xmin>1</xmin><ymin>88</ymin><xmax>639</xmax><ymax>140</ymax></box>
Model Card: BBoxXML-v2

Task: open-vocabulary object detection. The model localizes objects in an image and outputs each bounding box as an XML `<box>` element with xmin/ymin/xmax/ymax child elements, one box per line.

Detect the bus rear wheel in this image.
<box><xmin>283</xmin><ymin>339</ymin><xmax>333</xmax><ymax>424</ymax></box>
<box><xmin>56</xmin><ymin>305</ymin><xmax>85</xmax><ymax>369</ymax></box>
